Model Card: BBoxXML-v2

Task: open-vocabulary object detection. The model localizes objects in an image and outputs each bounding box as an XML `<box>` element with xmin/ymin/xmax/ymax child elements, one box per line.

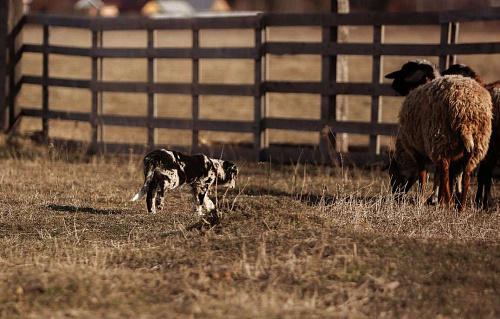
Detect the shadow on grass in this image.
<box><xmin>48</xmin><ymin>204</ymin><xmax>124</xmax><ymax>215</ymax></box>
<box><xmin>161</xmin><ymin>210</ymin><xmax>222</xmax><ymax>237</ymax></box>
<box><xmin>244</xmin><ymin>187</ymin><xmax>388</xmax><ymax>207</ymax></box>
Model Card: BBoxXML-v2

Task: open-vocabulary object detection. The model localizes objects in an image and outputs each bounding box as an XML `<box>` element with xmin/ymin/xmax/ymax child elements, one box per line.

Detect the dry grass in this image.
<box><xmin>0</xmin><ymin>136</ymin><xmax>499</xmax><ymax>318</ymax></box>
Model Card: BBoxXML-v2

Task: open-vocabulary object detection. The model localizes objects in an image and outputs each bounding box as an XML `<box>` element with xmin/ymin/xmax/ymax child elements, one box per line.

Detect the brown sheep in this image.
<box><xmin>386</xmin><ymin>61</ymin><xmax>492</xmax><ymax>210</ymax></box>
<box><xmin>443</xmin><ymin>64</ymin><xmax>500</xmax><ymax>209</ymax></box>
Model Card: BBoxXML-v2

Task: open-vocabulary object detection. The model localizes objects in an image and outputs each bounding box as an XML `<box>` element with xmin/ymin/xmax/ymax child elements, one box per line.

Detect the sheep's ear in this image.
<box><xmin>404</xmin><ymin>69</ymin><xmax>428</xmax><ymax>84</ymax></box>
<box><xmin>385</xmin><ymin>70</ymin><xmax>400</xmax><ymax>79</ymax></box>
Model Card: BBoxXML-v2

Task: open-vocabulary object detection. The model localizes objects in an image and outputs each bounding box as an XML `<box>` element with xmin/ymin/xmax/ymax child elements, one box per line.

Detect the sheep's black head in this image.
<box><xmin>388</xmin><ymin>160</ymin><xmax>417</xmax><ymax>201</ymax></box>
<box><xmin>385</xmin><ymin>60</ymin><xmax>439</xmax><ymax>96</ymax></box>
<box><xmin>442</xmin><ymin>64</ymin><xmax>483</xmax><ymax>85</ymax></box>
<box><xmin>387</xmin><ymin>142</ymin><xmax>419</xmax><ymax>201</ymax></box>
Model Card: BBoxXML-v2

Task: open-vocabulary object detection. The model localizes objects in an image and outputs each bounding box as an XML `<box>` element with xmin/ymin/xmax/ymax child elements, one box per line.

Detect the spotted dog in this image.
<box><xmin>132</xmin><ymin>149</ymin><xmax>238</xmax><ymax>215</ymax></box>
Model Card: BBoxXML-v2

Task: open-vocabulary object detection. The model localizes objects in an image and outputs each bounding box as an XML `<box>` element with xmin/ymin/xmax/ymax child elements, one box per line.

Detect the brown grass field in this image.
<box><xmin>1</xmin><ymin>22</ymin><xmax>500</xmax><ymax>318</ymax></box>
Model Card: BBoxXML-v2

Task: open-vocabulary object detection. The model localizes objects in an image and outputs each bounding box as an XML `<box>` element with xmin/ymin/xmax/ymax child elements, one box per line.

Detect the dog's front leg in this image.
<box><xmin>191</xmin><ymin>184</ymin><xmax>207</xmax><ymax>216</ymax></box>
<box><xmin>203</xmin><ymin>192</ymin><xmax>216</xmax><ymax>213</ymax></box>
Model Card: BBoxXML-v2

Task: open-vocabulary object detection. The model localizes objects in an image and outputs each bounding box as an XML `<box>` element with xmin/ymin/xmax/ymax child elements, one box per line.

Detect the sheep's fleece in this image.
<box><xmin>395</xmin><ymin>75</ymin><xmax>492</xmax><ymax>173</ymax></box>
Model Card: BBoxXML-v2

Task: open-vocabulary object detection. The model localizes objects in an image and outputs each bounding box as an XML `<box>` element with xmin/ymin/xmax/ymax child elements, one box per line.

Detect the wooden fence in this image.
<box><xmin>5</xmin><ymin>7</ymin><xmax>500</xmax><ymax>165</ymax></box>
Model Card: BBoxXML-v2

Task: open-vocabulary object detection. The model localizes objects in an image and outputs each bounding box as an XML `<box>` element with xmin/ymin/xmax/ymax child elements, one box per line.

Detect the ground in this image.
<box><xmin>0</xmin><ymin>139</ymin><xmax>499</xmax><ymax>318</ymax></box>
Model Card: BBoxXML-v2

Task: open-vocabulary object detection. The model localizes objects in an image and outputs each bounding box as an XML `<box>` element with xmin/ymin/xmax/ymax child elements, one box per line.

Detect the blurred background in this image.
<box><xmin>13</xmin><ymin>0</ymin><xmax>500</xmax><ymax>159</ymax></box>
<box><xmin>23</xmin><ymin>0</ymin><xmax>500</xmax><ymax>16</ymax></box>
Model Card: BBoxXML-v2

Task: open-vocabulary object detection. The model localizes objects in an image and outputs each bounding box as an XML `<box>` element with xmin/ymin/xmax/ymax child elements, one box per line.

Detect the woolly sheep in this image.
<box><xmin>385</xmin><ymin>61</ymin><xmax>493</xmax><ymax>210</ymax></box>
<box><xmin>385</xmin><ymin>60</ymin><xmax>461</xmax><ymax>205</ymax></box>
<box><xmin>442</xmin><ymin>64</ymin><xmax>500</xmax><ymax>209</ymax></box>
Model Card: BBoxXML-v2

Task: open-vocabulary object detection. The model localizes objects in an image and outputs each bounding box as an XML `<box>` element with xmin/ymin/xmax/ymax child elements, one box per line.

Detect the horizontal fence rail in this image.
<box><xmin>6</xmin><ymin>7</ymin><xmax>500</xmax><ymax>165</ymax></box>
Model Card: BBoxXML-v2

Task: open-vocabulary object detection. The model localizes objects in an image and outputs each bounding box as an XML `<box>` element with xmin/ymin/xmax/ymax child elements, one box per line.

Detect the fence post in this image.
<box><xmin>369</xmin><ymin>25</ymin><xmax>384</xmax><ymax>156</ymax></box>
<box><xmin>191</xmin><ymin>25</ymin><xmax>199</xmax><ymax>154</ymax></box>
<box><xmin>91</xmin><ymin>30</ymin><xmax>99</xmax><ymax>152</ymax></box>
<box><xmin>447</xmin><ymin>22</ymin><xmax>459</xmax><ymax>67</ymax></box>
<box><xmin>41</xmin><ymin>25</ymin><xmax>49</xmax><ymax>142</ymax></box>
<box><xmin>0</xmin><ymin>0</ymin><xmax>8</xmax><ymax>131</ymax></box>
<box><xmin>254</xmin><ymin>17</ymin><xmax>266</xmax><ymax>161</ymax></box>
<box><xmin>439</xmin><ymin>22</ymin><xmax>451</xmax><ymax>72</ymax></box>
<box><xmin>320</xmin><ymin>0</ymin><xmax>339</xmax><ymax>161</ymax></box>
<box><xmin>147</xmin><ymin>28</ymin><xmax>156</xmax><ymax>150</ymax></box>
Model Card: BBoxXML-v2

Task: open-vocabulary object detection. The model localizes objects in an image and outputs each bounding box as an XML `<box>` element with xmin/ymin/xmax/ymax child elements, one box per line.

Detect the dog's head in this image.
<box><xmin>214</xmin><ymin>160</ymin><xmax>238</xmax><ymax>188</ymax></box>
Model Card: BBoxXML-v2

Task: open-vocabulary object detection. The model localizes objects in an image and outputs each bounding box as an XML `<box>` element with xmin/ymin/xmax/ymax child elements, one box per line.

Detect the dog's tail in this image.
<box><xmin>131</xmin><ymin>164</ymin><xmax>155</xmax><ymax>201</ymax></box>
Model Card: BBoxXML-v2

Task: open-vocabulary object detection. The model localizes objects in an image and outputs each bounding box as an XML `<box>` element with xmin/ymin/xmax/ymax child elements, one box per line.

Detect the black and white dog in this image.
<box><xmin>132</xmin><ymin>149</ymin><xmax>238</xmax><ymax>215</ymax></box>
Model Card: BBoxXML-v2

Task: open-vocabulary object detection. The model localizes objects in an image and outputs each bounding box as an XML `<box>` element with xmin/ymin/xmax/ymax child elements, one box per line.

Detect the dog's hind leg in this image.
<box><xmin>155</xmin><ymin>181</ymin><xmax>165</xmax><ymax>211</ymax></box>
<box><xmin>146</xmin><ymin>174</ymin><xmax>159</xmax><ymax>214</ymax></box>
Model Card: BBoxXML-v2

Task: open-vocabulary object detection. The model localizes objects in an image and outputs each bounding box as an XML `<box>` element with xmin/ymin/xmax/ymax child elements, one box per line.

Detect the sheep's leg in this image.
<box><xmin>475</xmin><ymin>162</ymin><xmax>486</xmax><ymax>209</ymax></box>
<box><xmin>417</xmin><ymin>163</ymin><xmax>427</xmax><ymax>203</ymax></box>
<box><xmin>427</xmin><ymin>166</ymin><xmax>440</xmax><ymax>205</ymax></box>
<box><xmin>450</xmin><ymin>161</ymin><xmax>463</xmax><ymax>207</ymax></box>
<box><xmin>483</xmin><ymin>165</ymin><xmax>494</xmax><ymax>210</ymax></box>
<box><xmin>476</xmin><ymin>160</ymin><xmax>494</xmax><ymax>210</ymax></box>
<box><xmin>460</xmin><ymin>161</ymin><xmax>475</xmax><ymax>212</ymax></box>
<box><xmin>439</xmin><ymin>158</ymin><xmax>452</xmax><ymax>208</ymax></box>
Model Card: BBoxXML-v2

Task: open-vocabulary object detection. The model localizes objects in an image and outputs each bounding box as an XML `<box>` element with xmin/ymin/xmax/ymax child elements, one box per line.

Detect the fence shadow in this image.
<box><xmin>48</xmin><ymin>204</ymin><xmax>124</xmax><ymax>215</ymax></box>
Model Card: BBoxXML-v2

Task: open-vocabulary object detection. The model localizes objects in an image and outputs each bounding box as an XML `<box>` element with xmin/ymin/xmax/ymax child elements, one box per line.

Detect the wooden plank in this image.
<box><xmin>263</xmin><ymin>118</ymin><xmax>321</xmax><ymax>131</ymax></box>
<box><xmin>91</xmin><ymin>47</ymin><xmax>258</xmax><ymax>59</ymax></box>
<box><xmin>24</xmin><ymin>44</ymin><xmax>91</xmax><ymax>56</ymax></box>
<box><xmin>152</xmin><ymin>117</ymin><xmax>191</xmax><ymax>130</ymax></box>
<box><xmin>195</xmin><ymin>84</ymin><xmax>257</xmax><ymax>96</ymax></box>
<box><xmin>91</xmin><ymin>82</ymin><xmax>257</xmax><ymax>96</ymax></box>
<box><xmin>22</xmin><ymin>75</ymin><xmax>90</xmax><ymax>89</ymax></box>
<box><xmin>197</xmin><ymin>119</ymin><xmax>254</xmax><ymax>133</ymax></box>
<box><xmin>26</xmin><ymin>41</ymin><xmax>500</xmax><ymax>60</ymax></box>
<box><xmin>25</xmin><ymin>14</ymin><xmax>91</xmax><ymax>28</ymax></box>
<box><xmin>89</xmin><ymin>15</ymin><xmax>259</xmax><ymax>31</ymax></box>
<box><xmin>21</xmin><ymin>108</ymin><xmax>91</xmax><ymax>122</ymax></box>
<box><xmin>21</xmin><ymin>76</ymin><xmax>400</xmax><ymax>97</ymax></box>
<box><xmin>266</xmin><ymin>42</ymin><xmax>500</xmax><ymax>56</ymax></box>
<box><xmin>263</xmin><ymin>117</ymin><xmax>397</xmax><ymax>136</ymax></box>
<box><xmin>265</xmin><ymin>81</ymin><xmax>399</xmax><ymax>96</ymax></box>
<box><xmin>264</xmin><ymin>42</ymin><xmax>322</xmax><ymax>55</ymax></box>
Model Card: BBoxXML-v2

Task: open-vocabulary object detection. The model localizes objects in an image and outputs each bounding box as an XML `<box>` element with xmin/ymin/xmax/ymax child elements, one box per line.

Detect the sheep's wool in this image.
<box><xmin>397</xmin><ymin>75</ymin><xmax>492</xmax><ymax>170</ymax></box>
